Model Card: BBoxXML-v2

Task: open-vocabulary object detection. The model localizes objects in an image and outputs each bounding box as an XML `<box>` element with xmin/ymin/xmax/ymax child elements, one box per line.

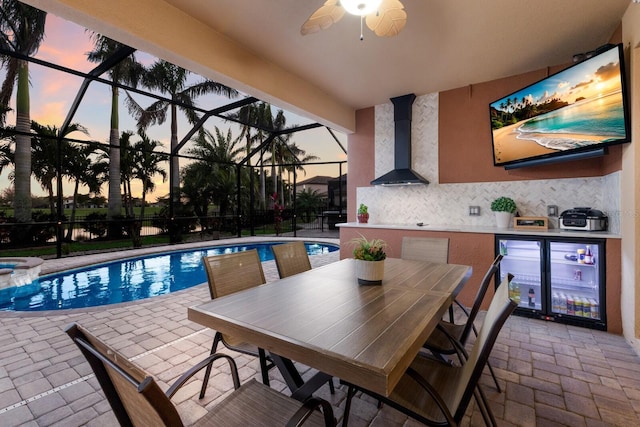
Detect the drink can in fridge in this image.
<box><xmin>574</xmin><ymin>297</ymin><xmax>583</xmax><ymax>317</ymax></box>
<box><xmin>590</xmin><ymin>299</ymin><xmax>599</xmax><ymax>319</ymax></box>
<box><xmin>582</xmin><ymin>298</ymin><xmax>590</xmax><ymax>317</ymax></box>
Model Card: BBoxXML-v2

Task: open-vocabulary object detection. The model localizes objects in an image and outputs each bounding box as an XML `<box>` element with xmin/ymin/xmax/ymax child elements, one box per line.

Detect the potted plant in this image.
<box><xmin>349</xmin><ymin>234</ymin><xmax>387</xmax><ymax>285</ymax></box>
<box><xmin>491</xmin><ymin>196</ymin><xmax>517</xmax><ymax>228</ymax></box>
<box><xmin>357</xmin><ymin>203</ymin><xmax>369</xmax><ymax>224</ymax></box>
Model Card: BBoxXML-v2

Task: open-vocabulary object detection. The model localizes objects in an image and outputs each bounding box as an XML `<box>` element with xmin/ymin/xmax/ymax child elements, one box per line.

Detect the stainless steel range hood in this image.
<box><xmin>370</xmin><ymin>94</ymin><xmax>430</xmax><ymax>186</ymax></box>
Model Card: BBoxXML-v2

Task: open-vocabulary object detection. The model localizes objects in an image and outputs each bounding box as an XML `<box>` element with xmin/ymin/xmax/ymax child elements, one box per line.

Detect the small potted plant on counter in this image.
<box><xmin>491</xmin><ymin>196</ymin><xmax>517</xmax><ymax>228</ymax></box>
<box><xmin>357</xmin><ymin>203</ymin><xmax>369</xmax><ymax>224</ymax></box>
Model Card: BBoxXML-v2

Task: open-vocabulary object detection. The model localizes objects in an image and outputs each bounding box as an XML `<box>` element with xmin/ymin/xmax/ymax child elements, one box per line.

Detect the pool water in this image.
<box><xmin>0</xmin><ymin>242</ymin><xmax>338</xmax><ymax>312</ymax></box>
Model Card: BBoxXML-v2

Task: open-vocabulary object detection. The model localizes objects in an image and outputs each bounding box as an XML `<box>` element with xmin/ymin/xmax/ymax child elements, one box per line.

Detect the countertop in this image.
<box><xmin>337</xmin><ymin>222</ymin><xmax>620</xmax><ymax>239</ymax></box>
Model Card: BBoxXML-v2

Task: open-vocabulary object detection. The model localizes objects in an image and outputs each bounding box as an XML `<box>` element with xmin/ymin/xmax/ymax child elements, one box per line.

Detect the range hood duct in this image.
<box><xmin>370</xmin><ymin>93</ymin><xmax>430</xmax><ymax>186</ymax></box>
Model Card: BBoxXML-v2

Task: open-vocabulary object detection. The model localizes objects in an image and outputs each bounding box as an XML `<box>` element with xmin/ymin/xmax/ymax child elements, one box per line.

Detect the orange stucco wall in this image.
<box><xmin>346</xmin><ymin>107</ymin><xmax>375</xmax><ymax>222</ymax></box>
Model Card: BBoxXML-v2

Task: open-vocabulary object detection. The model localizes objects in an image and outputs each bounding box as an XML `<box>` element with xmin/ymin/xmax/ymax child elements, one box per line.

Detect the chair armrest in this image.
<box><xmin>453</xmin><ymin>299</ymin><xmax>471</xmax><ymax>318</ymax></box>
<box><xmin>166</xmin><ymin>353</ymin><xmax>240</xmax><ymax>398</ymax></box>
<box><xmin>285</xmin><ymin>397</ymin><xmax>336</xmax><ymax>427</ymax></box>
<box><xmin>435</xmin><ymin>322</ymin><xmax>470</xmax><ymax>361</ymax></box>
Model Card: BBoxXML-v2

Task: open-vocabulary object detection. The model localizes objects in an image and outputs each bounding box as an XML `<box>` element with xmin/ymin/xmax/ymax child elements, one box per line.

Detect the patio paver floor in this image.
<box><xmin>1</xmin><ymin>236</ymin><xmax>639</xmax><ymax>426</ymax></box>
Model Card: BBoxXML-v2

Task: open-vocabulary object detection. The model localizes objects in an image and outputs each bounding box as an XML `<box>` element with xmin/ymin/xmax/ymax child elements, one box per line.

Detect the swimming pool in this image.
<box><xmin>0</xmin><ymin>241</ymin><xmax>339</xmax><ymax>312</ymax></box>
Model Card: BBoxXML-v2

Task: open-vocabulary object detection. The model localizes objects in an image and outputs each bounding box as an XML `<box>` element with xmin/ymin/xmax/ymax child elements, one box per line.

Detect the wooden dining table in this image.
<box><xmin>188</xmin><ymin>257</ymin><xmax>472</xmax><ymax>398</ymax></box>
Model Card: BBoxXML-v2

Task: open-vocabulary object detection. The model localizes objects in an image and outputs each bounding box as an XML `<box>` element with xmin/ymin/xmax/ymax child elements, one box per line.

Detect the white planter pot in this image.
<box><xmin>355</xmin><ymin>259</ymin><xmax>385</xmax><ymax>285</ymax></box>
<box><xmin>495</xmin><ymin>212</ymin><xmax>513</xmax><ymax>228</ymax></box>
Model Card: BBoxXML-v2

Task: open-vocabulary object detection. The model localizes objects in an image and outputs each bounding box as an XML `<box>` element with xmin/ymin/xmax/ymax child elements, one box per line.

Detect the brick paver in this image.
<box><xmin>0</xmin><ymin>236</ymin><xmax>639</xmax><ymax>426</ymax></box>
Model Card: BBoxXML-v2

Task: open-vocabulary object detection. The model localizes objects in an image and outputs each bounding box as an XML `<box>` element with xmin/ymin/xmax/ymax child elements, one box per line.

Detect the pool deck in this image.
<box><xmin>1</xmin><ymin>236</ymin><xmax>640</xmax><ymax>426</ymax></box>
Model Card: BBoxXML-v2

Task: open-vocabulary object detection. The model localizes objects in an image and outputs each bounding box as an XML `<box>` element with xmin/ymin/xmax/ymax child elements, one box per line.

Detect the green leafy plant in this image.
<box><xmin>357</xmin><ymin>203</ymin><xmax>368</xmax><ymax>215</ymax></box>
<box><xmin>491</xmin><ymin>197</ymin><xmax>517</xmax><ymax>213</ymax></box>
<box><xmin>349</xmin><ymin>234</ymin><xmax>387</xmax><ymax>261</ymax></box>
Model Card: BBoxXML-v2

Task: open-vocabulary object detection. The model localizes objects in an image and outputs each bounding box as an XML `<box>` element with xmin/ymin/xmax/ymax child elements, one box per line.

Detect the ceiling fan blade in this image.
<box><xmin>301</xmin><ymin>0</ymin><xmax>346</xmax><ymax>35</ymax></box>
<box><xmin>366</xmin><ymin>0</ymin><xmax>407</xmax><ymax>37</ymax></box>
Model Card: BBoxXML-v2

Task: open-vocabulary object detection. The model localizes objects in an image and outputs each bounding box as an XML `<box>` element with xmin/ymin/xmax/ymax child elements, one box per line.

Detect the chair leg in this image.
<box><xmin>486</xmin><ymin>360</ymin><xmax>501</xmax><ymax>392</ymax></box>
<box><xmin>199</xmin><ymin>335</ymin><xmax>221</xmax><ymax>399</ymax></box>
<box><xmin>342</xmin><ymin>385</ymin><xmax>356</xmax><ymax>427</ymax></box>
<box><xmin>474</xmin><ymin>385</ymin><xmax>497</xmax><ymax>427</ymax></box>
<box><xmin>258</xmin><ymin>348</ymin><xmax>271</xmax><ymax>386</ymax></box>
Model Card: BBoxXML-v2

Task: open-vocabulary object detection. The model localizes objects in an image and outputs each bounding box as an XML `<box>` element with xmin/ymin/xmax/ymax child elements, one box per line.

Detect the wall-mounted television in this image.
<box><xmin>489</xmin><ymin>43</ymin><xmax>630</xmax><ymax>169</ymax></box>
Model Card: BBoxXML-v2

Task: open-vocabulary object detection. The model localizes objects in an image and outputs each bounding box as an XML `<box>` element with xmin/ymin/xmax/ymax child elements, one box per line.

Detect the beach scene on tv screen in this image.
<box><xmin>490</xmin><ymin>46</ymin><xmax>626</xmax><ymax>165</ymax></box>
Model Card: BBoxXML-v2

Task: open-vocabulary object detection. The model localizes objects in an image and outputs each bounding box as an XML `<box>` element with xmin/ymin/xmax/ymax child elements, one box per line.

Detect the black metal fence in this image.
<box><xmin>0</xmin><ymin>207</ymin><xmax>341</xmax><ymax>256</ymax></box>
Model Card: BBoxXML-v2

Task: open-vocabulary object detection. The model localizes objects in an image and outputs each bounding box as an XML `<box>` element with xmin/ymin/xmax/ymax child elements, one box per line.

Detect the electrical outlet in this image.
<box><xmin>469</xmin><ymin>206</ymin><xmax>481</xmax><ymax>216</ymax></box>
<box><xmin>547</xmin><ymin>205</ymin><xmax>558</xmax><ymax>217</ymax></box>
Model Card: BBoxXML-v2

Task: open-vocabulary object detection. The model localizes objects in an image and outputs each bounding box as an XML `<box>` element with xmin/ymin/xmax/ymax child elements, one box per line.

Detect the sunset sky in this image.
<box><xmin>0</xmin><ymin>11</ymin><xmax>347</xmax><ymax>201</ymax></box>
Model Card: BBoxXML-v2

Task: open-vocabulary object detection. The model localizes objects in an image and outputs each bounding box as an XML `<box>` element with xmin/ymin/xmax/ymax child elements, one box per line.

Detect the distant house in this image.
<box><xmin>327</xmin><ymin>174</ymin><xmax>347</xmax><ymax>210</ymax></box>
<box><xmin>295</xmin><ymin>175</ymin><xmax>332</xmax><ymax>196</ymax></box>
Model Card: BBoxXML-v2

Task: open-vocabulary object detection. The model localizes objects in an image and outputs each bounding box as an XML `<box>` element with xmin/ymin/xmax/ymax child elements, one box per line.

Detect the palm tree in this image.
<box><xmin>281</xmin><ymin>142</ymin><xmax>318</xmax><ymax>205</ymax></box>
<box><xmin>0</xmin><ymin>0</ymin><xmax>47</xmax><ymax>222</ymax></box>
<box><xmin>127</xmin><ymin>60</ymin><xmax>238</xmax><ymax>203</ymax></box>
<box><xmin>31</xmin><ymin>121</ymin><xmax>89</xmax><ymax>214</ymax></box>
<box><xmin>184</xmin><ymin>127</ymin><xmax>244</xmax><ymax>217</ymax></box>
<box><xmin>86</xmin><ymin>35</ymin><xmax>143</xmax><ymax>224</ymax></box>
<box><xmin>63</xmin><ymin>142</ymin><xmax>108</xmax><ymax>240</ymax></box>
<box><xmin>117</xmin><ymin>130</ymin><xmax>135</xmax><ymax>217</ymax></box>
<box><xmin>130</xmin><ymin>131</ymin><xmax>167</xmax><ymax>221</ymax></box>
<box><xmin>228</xmin><ymin>102</ymin><xmax>273</xmax><ymax>209</ymax></box>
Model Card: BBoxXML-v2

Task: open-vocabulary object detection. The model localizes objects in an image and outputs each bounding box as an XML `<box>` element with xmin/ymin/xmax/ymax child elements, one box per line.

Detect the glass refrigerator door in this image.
<box><xmin>548</xmin><ymin>241</ymin><xmax>601</xmax><ymax>320</ymax></box>
<box><xmin>498</xmin><ymin>238</ymin><xmax>543</xmax><ymax>311</ymax></box>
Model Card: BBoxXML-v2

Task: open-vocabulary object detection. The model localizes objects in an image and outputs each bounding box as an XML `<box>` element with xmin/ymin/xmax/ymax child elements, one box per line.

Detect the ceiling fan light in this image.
<box><xmin>341</xmin><ymin>0</ymin><xmax>383</xmax><ymax>16</ymax></box>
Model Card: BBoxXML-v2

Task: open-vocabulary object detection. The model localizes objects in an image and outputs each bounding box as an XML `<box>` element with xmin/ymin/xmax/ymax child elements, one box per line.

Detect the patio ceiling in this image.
<box><xmin>22</xmin><ymin>0</ymin><xmax>632</xmax><ymax>133</ymax></box>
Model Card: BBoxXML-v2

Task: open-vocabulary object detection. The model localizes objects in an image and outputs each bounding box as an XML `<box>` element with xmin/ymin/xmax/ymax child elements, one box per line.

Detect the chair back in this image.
<box><xmin>202</xmin><ymin>250</ymin><xmax>266</xmax><ymax>346</ymax></box>
<box><xmin>272</xmin><ymin>241</ymin><xmax>312</xmax><ymax>278</ymax></box>
<box><xmin>458</xmin><ymin>254</ymin><xmax>504</xmax><ymax>345</ymax></box>
<box><xmin>202</xmin><ymin>249</ymin><xmax>266</xmax><ymax>299</ymax></box>
<box><xmin>65</xmin><ymin>323</ymin><xmax>184</xmax><ymax>427</ymax></box>
<box><xmin>401</xmin><ymin>237</ymin><xmax>449</xmax><ymax>264</ymax></box>
<box><xmin>453</xmin><ymin>273</ymin><xmax>516</xmax><ymax>421</ymax></box>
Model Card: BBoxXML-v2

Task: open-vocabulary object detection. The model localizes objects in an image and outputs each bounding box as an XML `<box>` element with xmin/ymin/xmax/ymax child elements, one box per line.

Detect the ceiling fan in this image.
<box><xmin>301</xmin><ymin>0</ymin><xmax>407</xmax><ymax>39</ymax></box>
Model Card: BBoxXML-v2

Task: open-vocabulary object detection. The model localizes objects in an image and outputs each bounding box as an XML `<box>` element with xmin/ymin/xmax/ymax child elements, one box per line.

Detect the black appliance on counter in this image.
<box><xmin>559</xmin><ymin>207</ymin><xmax>608</xmax><ymax>231</ymax></box>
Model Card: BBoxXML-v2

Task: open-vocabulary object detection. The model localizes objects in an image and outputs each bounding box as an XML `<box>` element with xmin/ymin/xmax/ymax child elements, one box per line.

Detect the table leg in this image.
<box><xmin>269</xmin><ymin>353</ymin><xmax>333</xmax><ymax>402</ymax></box>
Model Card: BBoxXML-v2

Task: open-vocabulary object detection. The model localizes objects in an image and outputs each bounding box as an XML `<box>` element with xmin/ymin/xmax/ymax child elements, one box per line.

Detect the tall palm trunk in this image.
<box><xmin>46</xmin><ymin>181</ymin><xmax>55</xmax><ymax>214</ymax></box>
<box><xmin>14</xmin><ymin>60</ymin><xmax>32</xmax><ymax>222</ymax></box>
<box><xmin>107</xmin><ymin>86</ymin><xmax>122</xmax><ymax>219</ymax></box>
<box><xmin>170</xmin><ymin>104</ymin><xmax>179</xmax><ymax>203</ymax></box>
<box><xmin>64</xmin><ymin>179</ymin><xmax>80</xmax><ymax>241</ymax></box>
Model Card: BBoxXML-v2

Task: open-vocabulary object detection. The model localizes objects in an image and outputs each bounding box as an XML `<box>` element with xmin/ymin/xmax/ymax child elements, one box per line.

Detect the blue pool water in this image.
<box><xmin>0</xmin><ymin>242</ymin><xmax>338</xmax><ymax>312</ymax></box>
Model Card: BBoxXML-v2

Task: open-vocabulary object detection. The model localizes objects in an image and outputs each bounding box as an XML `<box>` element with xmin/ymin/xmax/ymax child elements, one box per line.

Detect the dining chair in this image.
<box><xmin>341</xmin><ymin>273</ymin><xmax>517</xmax><ymax>427</ymax></box>
<box><xmin>423</xmin><ymin>254</ymin><xmax>504</xmax><ymax>391</ymax></box>
<box><xmin>401</xmin><ymin>236</ymin><xmax>450</xmax><ymax>264</ymax></box>
<box><xmin>65</xmin><ymin>323</ymin><xmax>336</xmax><ymax>427</ymax></box>
<box><xmin>200</xmin><ymin>250</ymin><xmax>275</xmax><ymax>398</ymax></box>
<box><xmin>401</xmin><ymin>236</ymin><xmax>458</xmax><ymax>323</ymax></box>
<box><xmin>272</xmin><ymin>241</ymin><xmax>312</xmax><ymax>278</ymax></box>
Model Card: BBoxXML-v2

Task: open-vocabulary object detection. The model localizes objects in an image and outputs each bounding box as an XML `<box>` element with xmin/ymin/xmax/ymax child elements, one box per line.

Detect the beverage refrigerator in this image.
<box><xmin>495</xmin><ymin>235</ymin><xmax>606</xmax><ymax>330</ymax></box>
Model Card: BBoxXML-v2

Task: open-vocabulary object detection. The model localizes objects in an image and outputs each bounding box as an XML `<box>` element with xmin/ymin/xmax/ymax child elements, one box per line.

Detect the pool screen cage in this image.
<box><xmin>0</xmin><ymin>39</ymin><xmax>346</xmax><ymax>258</ymax></box>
